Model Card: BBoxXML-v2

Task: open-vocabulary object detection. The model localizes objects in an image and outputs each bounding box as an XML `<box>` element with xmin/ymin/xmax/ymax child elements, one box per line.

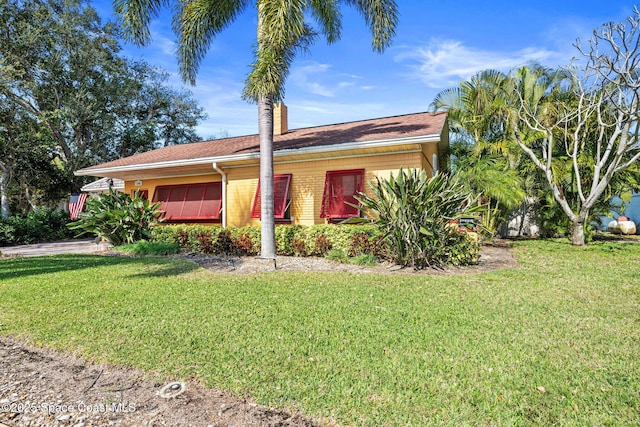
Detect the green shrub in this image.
<box><xmin>326</xmin><ymin>248</ymin><xmax>347</xmax><ymax>261</ymax></box>
<box><xmin>448</xmin><ymin>232</ymin><xmax>480</xmax><ymax>266</ymax></box>
<box><xmin>274</xmin><ymin>225</ymin><xmax>301</xmax><ymax>255</ymax></box>
<box><xmin>194</xmin><ymin>230</ymin><xmax>216</xmax><ymax>253</ymax></box>
<box><xmin>0</xmin><ymin>208</ymin><xmax>74</xmax><ymax>245</ymax></box>
<box><xmin>287</xmin><ymin>224</ymin><xmax>381</xmax><ymax>257</ymax></box>
<box><xmin>230</xmin><ymin>226</ymin><xmax>260</xmax><ymax>255</ymax></box>
<box><xmin>356</xmin><ymin>169</ymin><xmax>481</xmax><ymax>269</ymax></box>
<box><xmin>150</xmin><ymin>224</ymin><xmax>223</xmax><ymax>251</ymax></box>
<box><xmin>117</xmin><ymin>240</ymin><xmax>180</xmax><ymax>256</ymax></box>
<box><xmin>68</xmin><ymin>190</ymin><xmax>163</xmax><ymax>246</ymax></box>
<box><xmin>148</xmin><ymin>223</ymin><xmax>384</xmax><ymax>258</ymax></box>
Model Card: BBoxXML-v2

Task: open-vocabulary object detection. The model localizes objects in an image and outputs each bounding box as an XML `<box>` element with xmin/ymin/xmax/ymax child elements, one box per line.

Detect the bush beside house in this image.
<box><xmin>150</xmin><ymin>221</ymin><xmax>479</xmax><ymax>268</ymax></box>
<box><xmin>0</xmin><ymin>209</ymin><xmax>74</xmax><ymax>246</ymax></box>
<box><xmin>65</xmin><ymin>174</ymin><xmax>479</xmax><ymax>268</ymax></box>
<box><xmin>68</xmin><ymin>190</ymin><xmax>163</xmax><ymax>246</ymax></box>
<box><xmin>356</xmin><ymin>169</ymin><xmax>481</xmax><ymax>268</ymax></box>
<box><xmin>150</xmin><ymin>223</ymin><xmax>387</xmax><ymax>259</ymax></box>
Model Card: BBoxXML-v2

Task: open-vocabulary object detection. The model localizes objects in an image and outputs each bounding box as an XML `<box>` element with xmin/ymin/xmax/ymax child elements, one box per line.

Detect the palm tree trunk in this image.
<box><xmin>258</xmin><ymin>95</ymin><xmax>276</xmax><ymax>259</ymax></box>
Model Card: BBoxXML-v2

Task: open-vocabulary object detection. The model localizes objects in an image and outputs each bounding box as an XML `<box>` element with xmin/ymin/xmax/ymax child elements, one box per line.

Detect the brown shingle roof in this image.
<box><xmin>77</xmin><ymin>111</ymin><xmax>446</xmax><ymax>172</ymax></box>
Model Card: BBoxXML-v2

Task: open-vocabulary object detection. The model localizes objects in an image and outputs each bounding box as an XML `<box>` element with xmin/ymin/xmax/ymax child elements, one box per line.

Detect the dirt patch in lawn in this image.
<box><xmin>0</xmin><ymin>242</ymin><xmax>517</xmax><ymax>427</ymax></box>
<box><xmin>0</xmin><ymin>336</ymin><xmax>317</xmax><ymax>427</ymax></box>
<box><xmin>190</xmin><ymin>240</ymin><xmax>517</xmax><ymax>276</ymax></box>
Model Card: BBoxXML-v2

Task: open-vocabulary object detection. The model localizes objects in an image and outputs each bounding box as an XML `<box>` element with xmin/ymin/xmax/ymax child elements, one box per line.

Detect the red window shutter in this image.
<box><xmin>202</xmin><ymin>183</ymin><xmax>223</xmax><ymax>218</ymax></box>
<box><xmin>183</xmin><ymin>185</ymin><xmax>208</xmax><ymax>218</ymax></box>
<box><xmin>152</xmin><ymin>183</ymin><xmax>222</xmax><ymax>220</ymax></box>
<box><xmin>165</xmin><ymin>186</ymin><xmax>187</xmax><ymax>220</ymax></box>
<box><xmin>251</xmin><ymin>174</ymin><xmax>292</xmax><ymax>219</ymax></box>
<box><xmin>153</xmin><ymin>186</ymin><xmax>173</xmax><ymax>218</ymax></box>
<box><xmin>320</xmin><ymin>169</ymin><xmax>364</xmax><ymax>218</ymax></box>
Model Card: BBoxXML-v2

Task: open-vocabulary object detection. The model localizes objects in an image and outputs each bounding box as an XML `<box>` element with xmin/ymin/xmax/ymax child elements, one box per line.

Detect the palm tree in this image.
<box><xmin>431</xmin><ymin>69</ymin><xmax>526</xmax><ymax>235</ymax></box>
<box><xmin>113</xmin><ymin>0</ymin><xmax>398</xmax><ymax>259</ymax></box>
<box><xmin>431</xmin><ymin>69</ymin><xmax>513</xmax><ymax>160</ymax></box>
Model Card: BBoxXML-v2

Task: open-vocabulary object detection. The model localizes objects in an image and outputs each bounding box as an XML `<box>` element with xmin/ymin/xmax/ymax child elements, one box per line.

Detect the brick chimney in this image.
<box><xmin>274</xmin><ymin>102</ymin><xmax>288</xmax><ymax>136</ymax></box>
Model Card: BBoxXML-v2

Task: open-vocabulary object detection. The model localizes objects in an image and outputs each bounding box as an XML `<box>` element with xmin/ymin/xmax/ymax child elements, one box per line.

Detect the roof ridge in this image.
<box><xmin>198</xmin><ymin>110</ymin><xmax>442</xmax><ymax>143</ymax></box>
<box><xmin>76</xmin><ymin>111</ymin><xmax>447</xmax><ymax>175</ymax></box>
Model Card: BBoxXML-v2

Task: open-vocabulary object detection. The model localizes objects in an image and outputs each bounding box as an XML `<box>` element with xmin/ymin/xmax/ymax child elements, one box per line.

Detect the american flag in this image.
<box><xmin>69</xmin><ymin>193</ymin><xmax>88</xmax><ymax>220</ymax></box>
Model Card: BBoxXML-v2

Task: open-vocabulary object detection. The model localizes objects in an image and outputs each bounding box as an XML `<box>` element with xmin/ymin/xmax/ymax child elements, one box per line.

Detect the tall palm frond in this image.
<box><xmin>174</xmin><ymin>0</ymin><xmax>250</xmax><ymax>85</ymax></box>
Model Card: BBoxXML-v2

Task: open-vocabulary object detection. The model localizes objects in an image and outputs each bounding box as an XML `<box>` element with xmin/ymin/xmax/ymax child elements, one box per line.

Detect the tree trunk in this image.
<box><xmin>571</xmin><ymin>219</ymin><xmax>586</xmax><ymax>246</ymax></box>
<box><xmin>258</xmin><ymin>95</ymin><xmax>276</xmax><ymax>260</ymax></box>
<box><xmin>0</xmin><ymin>161</ymin><xmax>10</xmax><ymax>220</ymax></box>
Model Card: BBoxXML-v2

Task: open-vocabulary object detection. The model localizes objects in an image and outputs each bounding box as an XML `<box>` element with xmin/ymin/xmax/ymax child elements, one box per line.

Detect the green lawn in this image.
<box><xmin>0</xmin><ymin>240</ymin><xmax>638</xmax><ymax>426</ymax></box>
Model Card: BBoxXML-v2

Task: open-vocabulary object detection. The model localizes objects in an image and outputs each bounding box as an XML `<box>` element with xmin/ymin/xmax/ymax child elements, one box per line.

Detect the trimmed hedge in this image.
<box><xmin>149</xmin><ymin>223</ymin><xmax>478</xmax><ymax>267</ymax></box>
<box><xmin>149</xmin><ymin>224</ymin><xmax>385</xmax><ymax>258</ymax></box>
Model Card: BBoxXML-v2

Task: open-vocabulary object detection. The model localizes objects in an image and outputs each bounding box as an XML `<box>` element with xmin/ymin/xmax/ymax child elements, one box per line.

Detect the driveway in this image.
<box><xmin>0</xmin><ymin>239</ymin><xmax>112</xmax><ymax>257</ymax></box>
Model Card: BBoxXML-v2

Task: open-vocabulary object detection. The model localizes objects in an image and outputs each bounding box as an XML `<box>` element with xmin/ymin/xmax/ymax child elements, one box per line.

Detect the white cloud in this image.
<box><xmin>395</xmin><ymin>38</ymin><xmax>567</xmax><ymax>88</ymax></box>
<box><xmin>191</xmin><ymin>76</ymin><xmax>257</xmax><ymax>137</ymax></box>
<box><xmin>289</xmin><ymin>61</ymin><xmax>368</xmax><ymax>98</ymax></box>
<box><xmin>287</xmin><ymin>100</ymin><xmax>390</xmax><ymax>129</ymax></box>
<box><xmin>289</xmin><ymin>62</ymin><xmax>337</xmax><ymax>97</ymax></box>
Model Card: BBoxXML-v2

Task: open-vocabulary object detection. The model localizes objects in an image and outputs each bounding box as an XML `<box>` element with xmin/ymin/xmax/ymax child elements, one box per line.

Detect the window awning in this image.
<box><xmin>153</xmin><ymin>183</ymin><xmax>222</xmax><ymax>220</ymax></box>
<box><xmin>251</xmin><ymin>174</ymin><xmax>292</xmax><ymax>219</ymax></box>
<box><xmin>320</xmin><ymin>169</ymin><xmax>364</xmax><ymax>219</ymax></box>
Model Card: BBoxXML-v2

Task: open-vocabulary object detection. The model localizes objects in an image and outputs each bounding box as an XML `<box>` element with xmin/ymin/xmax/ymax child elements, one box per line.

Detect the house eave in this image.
<box><xmin>75</xmin><ymin>134</ymin><xmax>441</xmax><ymax>177</ymax></box>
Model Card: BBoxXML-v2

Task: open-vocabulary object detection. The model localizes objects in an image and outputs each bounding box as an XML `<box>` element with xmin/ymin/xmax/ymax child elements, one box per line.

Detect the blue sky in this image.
<box><xmin>91</xmin><ymin>1</ymin><xmax>635</xmax><ymax>138</ymax></box>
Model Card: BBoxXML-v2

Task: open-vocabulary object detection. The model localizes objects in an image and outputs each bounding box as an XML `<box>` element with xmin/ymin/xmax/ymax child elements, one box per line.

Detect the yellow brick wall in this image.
<box><xmin>225</xmin><ymin>165</ymin><xmax>260</xmax><ymax>227</ymax></box>
<box><xmin>122</xmin><ymin>150</ymin><xmax>430</xmax><ymax>227</ymax></box>
<box><xmin>294</xmin><ymin>152</ymin><xmax>423</xmax><ymax>225</ymax></box>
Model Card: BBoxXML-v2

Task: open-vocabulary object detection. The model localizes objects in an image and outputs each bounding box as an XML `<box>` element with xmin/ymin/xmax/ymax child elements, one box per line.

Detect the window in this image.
<box><xmin>152</xmin><ymin>183</ymin><xmax>222</xmax><ymax>220</ymax></box>
<box><xmin>251</xmin><ymin>174</ymin><xmax>292</xmax><ymax>219</ymax></box>
<box><xmin>320</xmin><ymin>169</ymin><xmax>364</xmax><ymax>219</ymax></box>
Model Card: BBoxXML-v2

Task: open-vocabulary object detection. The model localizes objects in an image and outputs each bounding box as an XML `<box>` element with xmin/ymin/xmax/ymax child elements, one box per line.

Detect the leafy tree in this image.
<box><xmin>512</xmin><ymin>8</ymin><xmax>640</xmax><ymax>245</ymax></box>
<box><xmin>0</xmin><ymin>103</ymin><xmax>68</xmax><ymax>218</ymax></box>
<box><xmin>0</xmin><ymin>0</ymin><xmax>206</xmax><ymax>195</ymax></box>
<box><xmin>114</xmin><ymin>0</ymin><xmax>398</xmax><ymax>259</ymax></box>
<box><xmin>434</xmin><ymin>46</ymin><xmax>640</xmax><ymax>244</ymax></box>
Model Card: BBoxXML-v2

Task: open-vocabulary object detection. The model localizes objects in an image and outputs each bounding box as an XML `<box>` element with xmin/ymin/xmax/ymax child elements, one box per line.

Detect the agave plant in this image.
<box><xmin>354</xmin><ymin>169</ymin><xmax>481</xmax><ymax>269</ymax></box>
<box><xmin>68</xmin><ymin>190</ymin><xmax>163</xmax><ymax>245</ymax></box>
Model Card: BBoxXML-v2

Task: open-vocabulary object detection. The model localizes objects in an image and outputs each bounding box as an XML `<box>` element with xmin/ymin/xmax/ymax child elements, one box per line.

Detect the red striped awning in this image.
<box><xmin>152</xmin><ymin>183</ymin><xmax>222</xmax><ymax>220</ymax></box>
<box><xmin>320</xmin><ymin>169</ymin><xmax>364</xmax><ymax>219</ymax></box>
<box><xmin>251</xmin><ymin>174</ymin><xmax>292</xmax><ymax>219</ymax></box>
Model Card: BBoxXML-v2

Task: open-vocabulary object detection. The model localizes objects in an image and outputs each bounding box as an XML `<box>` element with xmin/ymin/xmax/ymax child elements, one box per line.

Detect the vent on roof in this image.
<box><xmin>274</xmin><ymin>102</ymin><xmax>288</xmax><ymax>136</ymax></box>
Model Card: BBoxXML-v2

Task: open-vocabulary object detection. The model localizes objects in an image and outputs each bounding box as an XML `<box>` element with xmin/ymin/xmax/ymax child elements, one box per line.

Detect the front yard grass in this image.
<box><xmin>0</xmin><ymin>240</ymin><xmax>638</xmax><ymax>426</ymax></box>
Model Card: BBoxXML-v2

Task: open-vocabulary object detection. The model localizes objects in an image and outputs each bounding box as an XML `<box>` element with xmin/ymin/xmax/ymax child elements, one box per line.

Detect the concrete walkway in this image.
<box><xmin>0</xmin><ymin>239</ymin><xmax>112</xmax><ymax>257</ymax></box>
